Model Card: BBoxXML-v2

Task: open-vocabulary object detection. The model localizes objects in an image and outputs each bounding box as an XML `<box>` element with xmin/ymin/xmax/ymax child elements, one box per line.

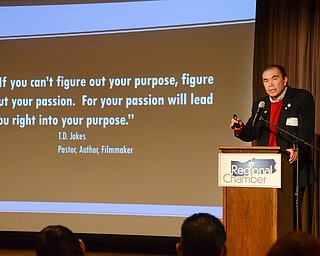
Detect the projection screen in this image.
<box><xmin>0</xmin><ymin>0</ymin><xmax>255</xmax><ymax>237</ymax></box>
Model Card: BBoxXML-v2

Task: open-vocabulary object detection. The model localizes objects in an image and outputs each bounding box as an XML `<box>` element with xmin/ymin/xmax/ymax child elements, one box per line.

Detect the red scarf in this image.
<box><xmin>268</xmin><ymin>100</ymin><xmax>283</xmax><ymax>146</ymax></box>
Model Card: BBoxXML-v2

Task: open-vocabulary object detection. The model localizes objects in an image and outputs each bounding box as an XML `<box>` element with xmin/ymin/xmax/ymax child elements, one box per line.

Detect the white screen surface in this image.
<box><xmin>0</xmin><ymin>0</ymin><xmax>254</xmax><ymax>236</ymax></box>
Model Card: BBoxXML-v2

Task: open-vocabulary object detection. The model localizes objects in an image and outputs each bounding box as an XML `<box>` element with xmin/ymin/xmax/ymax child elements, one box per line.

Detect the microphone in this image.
<box><xmin>252</xmin><ymin>101</ymin><xmax>265</xmax><ymax>126</ymax></box>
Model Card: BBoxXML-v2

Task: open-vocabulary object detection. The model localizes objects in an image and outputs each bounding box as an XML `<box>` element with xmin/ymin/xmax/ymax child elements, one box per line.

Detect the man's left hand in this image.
<box><xmin>286</xmin><ymin>148</ymin><xmax>298</xmax><ymax>164</ymax></box>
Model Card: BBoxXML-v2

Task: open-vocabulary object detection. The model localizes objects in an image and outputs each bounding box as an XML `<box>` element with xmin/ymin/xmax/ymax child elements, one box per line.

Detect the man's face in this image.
<box><xmin>262</xmin><ymin>67</ymin><xmax>288</xmax><ymax>99</ymax></box>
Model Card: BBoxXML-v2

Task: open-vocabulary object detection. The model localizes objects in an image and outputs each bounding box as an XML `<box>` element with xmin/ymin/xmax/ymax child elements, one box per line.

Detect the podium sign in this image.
<box><xmin>218</xmin><ymin>153</ymin><xmax>281</xmax><ymax>188</ymax></box>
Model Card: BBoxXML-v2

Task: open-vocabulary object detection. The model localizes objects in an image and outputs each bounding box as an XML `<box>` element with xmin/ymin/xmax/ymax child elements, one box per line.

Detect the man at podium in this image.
<box><xmin>229</xmin><ymin>64</ymin><xmax>315</xmax><ymax>229</ymax></box>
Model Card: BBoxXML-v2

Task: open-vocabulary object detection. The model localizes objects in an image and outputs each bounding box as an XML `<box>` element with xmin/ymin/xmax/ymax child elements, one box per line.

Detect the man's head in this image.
<box><xmin>262</xmin><ymin>64</ymin><xmax>288</xmax><ymax>100</ymax></box>
<box><xmin>35</xmin><ymin>225</ymin><xmax>85</xmax><ymax>256</ymax></box>
<box><xmin>267</xmin><ymin>231</ymin><xmax>320</xmax><ymax>256</ymax></box>
<box><xmin>176</xmin><ymin>213</ymin><xmax>226</xmax><ymax>256</ymax></box>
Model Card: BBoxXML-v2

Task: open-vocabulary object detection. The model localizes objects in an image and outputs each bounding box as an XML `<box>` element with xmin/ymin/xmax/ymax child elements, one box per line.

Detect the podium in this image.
<box><xmin>218</xmin><ymin>146</ymin><xmax>293</xmax><ymax>256</ymax></box>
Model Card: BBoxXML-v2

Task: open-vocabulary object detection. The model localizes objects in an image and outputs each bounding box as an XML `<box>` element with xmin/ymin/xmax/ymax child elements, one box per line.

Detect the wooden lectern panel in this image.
<box><xmin>219</xmin><ymin>146</ymin><xmax>293</xmax><ymax>256</ymax></box>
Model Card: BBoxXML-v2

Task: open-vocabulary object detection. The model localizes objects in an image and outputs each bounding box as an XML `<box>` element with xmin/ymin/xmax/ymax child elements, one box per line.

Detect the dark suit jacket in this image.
<box><xmin>237</xmin><ymin>86</ymin><xmax>315</xmax><ymax>187</ymax></box>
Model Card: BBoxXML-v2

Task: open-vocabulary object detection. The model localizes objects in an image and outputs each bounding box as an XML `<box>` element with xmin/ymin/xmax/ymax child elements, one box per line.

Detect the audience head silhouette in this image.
<box><xmin>176</xmin><ymin>213</ymin><xmax>227</xmax><ymax>256</ymax></box>
<box><xmin>35</xmin><ymin>225</ymin><xmax>85</xmax><ymax>256</ymax></box>
<box><xmin>266</xmin><ymin>231</ymin><xmax>320</xmax><ymax>256</ymax></box>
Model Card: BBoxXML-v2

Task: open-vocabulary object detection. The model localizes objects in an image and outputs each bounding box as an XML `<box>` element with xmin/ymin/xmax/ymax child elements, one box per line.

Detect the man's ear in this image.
<box><xmin>176</xmin><ymin>242</ymin><xmax>184</xmax><ymax>256</ymax></box>
<box><xmin>79</xmin><ymin>239</ymin><xmax>86</xmax><ymax>254</ymax></box>
<box><xmin>220</xmin><ymin>245</ymin><xmax>227</xmax><ymax>256</ymax></box>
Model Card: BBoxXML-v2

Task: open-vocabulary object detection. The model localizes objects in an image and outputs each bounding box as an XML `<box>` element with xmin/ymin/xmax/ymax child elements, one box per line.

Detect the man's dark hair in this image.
<box><xmin>180</xmin><ymin>213</ymin><xmax>226</xmax><ymax>256</ymax></box>
<box><xmin>35</xmin><ymin>225</ymin><xmax>84</xmax><ymax>256</ymax></box>
<box><xmin>265</xmin><ymin>64</ymin><xmax>287</xmax><ymax>78</ymax></box>
<box><xmin>267</xmin><ymin>231</ymin><xmax>320</xmax><ymax>256</ymax></box>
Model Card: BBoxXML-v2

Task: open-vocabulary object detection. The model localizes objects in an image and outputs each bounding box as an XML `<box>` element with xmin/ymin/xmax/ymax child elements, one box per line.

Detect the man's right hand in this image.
<box><xmin>230</xmin><ymin>117</ymin><xmax>244</xmax><ymax>130</ymax></box>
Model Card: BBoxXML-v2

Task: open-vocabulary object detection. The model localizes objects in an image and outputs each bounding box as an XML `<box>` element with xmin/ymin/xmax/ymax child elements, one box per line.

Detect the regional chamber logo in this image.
<box><xmin>222</xmin><ymin>158</ymin><xmax>277</xmax><ymax>185</ymax></box>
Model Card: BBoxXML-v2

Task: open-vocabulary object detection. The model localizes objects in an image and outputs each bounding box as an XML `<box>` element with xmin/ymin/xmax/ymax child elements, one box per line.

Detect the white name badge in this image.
<box><xmin>286</xmin><ymin>117</ymin><xmax>298</xmax><ymax>126</ymax></box>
